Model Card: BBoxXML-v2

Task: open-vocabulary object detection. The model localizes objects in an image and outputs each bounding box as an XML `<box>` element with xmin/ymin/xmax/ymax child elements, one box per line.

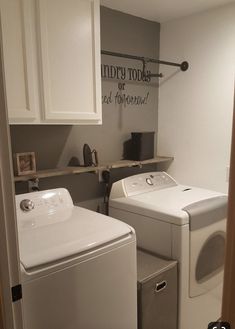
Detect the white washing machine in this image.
<box><xmin>15</xmin><ymin>188</ymin><xmax>137</xmax><ymax>329</ymax></box>
<box><xmin>109</xmin><ymin>172</ymin><xmax>227</xmax><ymax>329</ymax></box>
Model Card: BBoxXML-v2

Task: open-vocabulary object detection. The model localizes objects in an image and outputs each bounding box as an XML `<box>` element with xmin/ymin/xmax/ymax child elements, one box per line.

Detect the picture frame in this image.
<box><xmin>14</xmin><ymin>152</ymin><xmax>36</xmax><ymax>176</ymax></box>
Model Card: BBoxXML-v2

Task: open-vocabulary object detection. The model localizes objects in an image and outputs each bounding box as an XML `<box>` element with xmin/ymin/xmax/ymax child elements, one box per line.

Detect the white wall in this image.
<box><xmin>158</xmin><ymin>3</ymin><xmax>235</xmax><ymax>193</ymax></box>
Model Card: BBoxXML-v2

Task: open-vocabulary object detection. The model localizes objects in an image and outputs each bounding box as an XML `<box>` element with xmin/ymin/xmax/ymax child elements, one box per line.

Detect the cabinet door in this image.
<box><xmin>37</xmin><ymin>0</ymin><xmax>102</xmax><ymax>124</ymax></box>
<box><xmin>1</xmin><ymin>0</ymin><xmax>37</xmax><ymax>123</ymax></box>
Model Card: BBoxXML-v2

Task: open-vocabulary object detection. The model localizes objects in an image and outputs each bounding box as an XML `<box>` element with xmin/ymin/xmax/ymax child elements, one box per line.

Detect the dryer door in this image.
<box><xmin>183</xmin><ymin>196</ymin><xmax>227</xmax><ymax>297</ymax></box>
<box><xmin>189</xmin><ymin>220</ymin><xmax>226</xmax><ymax>297</ymax></box>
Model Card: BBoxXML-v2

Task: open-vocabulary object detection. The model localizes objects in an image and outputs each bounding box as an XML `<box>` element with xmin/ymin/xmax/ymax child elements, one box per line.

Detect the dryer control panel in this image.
<box><xmin>110</xmin><ymin>172</ymin><xmax>177</xmax><ymax>198</ymax></box>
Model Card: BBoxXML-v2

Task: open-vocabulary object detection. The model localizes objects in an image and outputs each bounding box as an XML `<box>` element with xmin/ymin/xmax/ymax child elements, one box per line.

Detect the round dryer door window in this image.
<box><xmin>196</xmin><ymin>233</ymin><xmax>225</xmax><ymax>283</ymax></box>
<box><xmin>189</xmin><ymin>219</ymin><xmax>226</xmax><ymax>298</ymax></box>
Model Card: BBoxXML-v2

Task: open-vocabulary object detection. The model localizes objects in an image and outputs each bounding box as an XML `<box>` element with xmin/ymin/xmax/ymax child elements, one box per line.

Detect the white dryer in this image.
<box><xmin>16</xmin><ymin>188</ymin><xmax>137</xmax><ymax>329</ymax></box>
<box><xmin>109</xmin><ymin>172</ymin><xmax>227</xmax><ymax>329</ymax></box>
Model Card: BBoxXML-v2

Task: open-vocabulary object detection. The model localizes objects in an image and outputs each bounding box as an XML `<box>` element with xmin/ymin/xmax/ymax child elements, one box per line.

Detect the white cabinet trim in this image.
<box><xmin>2</xmin><ymin>0</ymin><xmax>37</xmax><ymax>123</ymax></box>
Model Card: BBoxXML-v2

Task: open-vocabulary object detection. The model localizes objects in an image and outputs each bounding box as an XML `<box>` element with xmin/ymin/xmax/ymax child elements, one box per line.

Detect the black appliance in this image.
<box><xmin>123</xmin><ymin>132</ymin><xmax>154</xmax><ymax>161</ymax></box>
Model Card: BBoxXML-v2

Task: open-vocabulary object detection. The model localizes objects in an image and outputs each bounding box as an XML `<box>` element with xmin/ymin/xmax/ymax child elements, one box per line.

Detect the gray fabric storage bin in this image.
<box><xmin>137</xmin><ymin>250</ymin><xmax>178</xmax><ymax>329</ymax></box>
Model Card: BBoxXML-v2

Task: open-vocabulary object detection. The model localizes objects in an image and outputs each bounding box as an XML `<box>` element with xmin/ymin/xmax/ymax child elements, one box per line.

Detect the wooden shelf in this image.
<box><xmin>14</xmin><ymin>156</ymin><xmax>173</xmax><ymax>182</ymax></box>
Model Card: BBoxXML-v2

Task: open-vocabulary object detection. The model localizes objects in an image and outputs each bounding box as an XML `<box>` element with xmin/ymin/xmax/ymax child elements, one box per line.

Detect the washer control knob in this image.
<box><xmin>146</xmin><ymin>178</ymin><xmax>153</xmax><ymax>186</ymax></box>
<box><xmin>20</xmin><ymin>199</ymin><xmax>35</xmax><ymax>212</ymax></box>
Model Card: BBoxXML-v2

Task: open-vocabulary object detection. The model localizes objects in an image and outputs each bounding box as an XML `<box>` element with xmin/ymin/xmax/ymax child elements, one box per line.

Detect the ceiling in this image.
<box><xmin>100</xmin><ymin>0</ymin><xmax>235</xmax><ymax>22</ymax></box>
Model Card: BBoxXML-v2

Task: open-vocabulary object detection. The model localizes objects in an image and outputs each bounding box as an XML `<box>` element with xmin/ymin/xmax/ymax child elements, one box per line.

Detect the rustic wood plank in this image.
<box><xmin>14</xmin><ymin>156</ymin><xmax>174</xmax><ymax>182</ymax></box>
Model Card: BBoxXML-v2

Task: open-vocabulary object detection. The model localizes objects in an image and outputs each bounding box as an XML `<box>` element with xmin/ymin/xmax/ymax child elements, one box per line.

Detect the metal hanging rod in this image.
<box><xmin>101</xmin><ymin>50</ymin><xmax>189</xmax><ymax>78</ymax></box>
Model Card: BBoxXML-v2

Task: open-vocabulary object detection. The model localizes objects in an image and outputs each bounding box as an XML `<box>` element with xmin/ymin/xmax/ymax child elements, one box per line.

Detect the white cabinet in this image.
<box><xmin>37</xmin><ymin>0</ymin><xmax>102</xmax><ymax>124</ymax></box>
<box><xmin>1</xmin><ymin>0</ymin><xmax>38</xmax><ymax>123</ymax></box>
<box><xmin>1</xmin><ymin>0</ymin><xmax>102</xmax><ymax>125</ymax></box>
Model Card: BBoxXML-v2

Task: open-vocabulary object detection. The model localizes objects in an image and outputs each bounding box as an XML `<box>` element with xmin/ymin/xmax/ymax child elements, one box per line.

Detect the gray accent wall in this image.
<box><xmin>10</xmin><ymin>7</ymin><xmax>160</xmax><ymax>203</ymax></box>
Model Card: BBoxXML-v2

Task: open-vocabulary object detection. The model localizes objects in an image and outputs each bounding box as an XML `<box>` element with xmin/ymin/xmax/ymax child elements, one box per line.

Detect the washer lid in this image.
<box><xmin>109</xmin><ymin>185</ymin><xmax>225</xmax><ymax>225</ymax></box>
<box><xmin>18</xmin><ymin>206</ymin><xmax>132</xmax><ymax>270</ymax></box>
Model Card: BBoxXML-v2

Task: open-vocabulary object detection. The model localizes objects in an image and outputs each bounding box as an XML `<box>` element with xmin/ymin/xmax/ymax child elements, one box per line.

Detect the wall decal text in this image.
<box><xmin>102</xmin><ymin>91</ymin><xmax>149</xmax><ymax>107</ymax></box>
<box><xmin>101</xmin><ymin>64</ymin><xmax>151</xmax><ymax>83</ymax></box>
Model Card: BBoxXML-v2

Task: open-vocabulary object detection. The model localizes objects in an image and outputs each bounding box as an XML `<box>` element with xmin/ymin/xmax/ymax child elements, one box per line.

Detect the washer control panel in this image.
<box><xmin>16</xmin><ymin>188</ymin><xmax>74</xmax><ymax>220</ymax></box>
<box><xmin>123</xmin><ymin>172</ymin><xmax>177</xmax><ymax>197</ymax></box>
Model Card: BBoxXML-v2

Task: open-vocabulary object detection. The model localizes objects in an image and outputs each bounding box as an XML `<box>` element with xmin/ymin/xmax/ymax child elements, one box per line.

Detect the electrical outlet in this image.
<box><xmin>226</xmin><ymin>166</ymin><xmax>230</xmax><ymax>182</ymax></box>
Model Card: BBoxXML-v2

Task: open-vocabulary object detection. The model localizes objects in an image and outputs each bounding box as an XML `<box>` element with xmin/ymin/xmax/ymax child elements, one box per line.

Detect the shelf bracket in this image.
<box><xmin>28</xmin><ymin>178</ymin><xmax>40</xmax><ymax>192</ymax></box>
